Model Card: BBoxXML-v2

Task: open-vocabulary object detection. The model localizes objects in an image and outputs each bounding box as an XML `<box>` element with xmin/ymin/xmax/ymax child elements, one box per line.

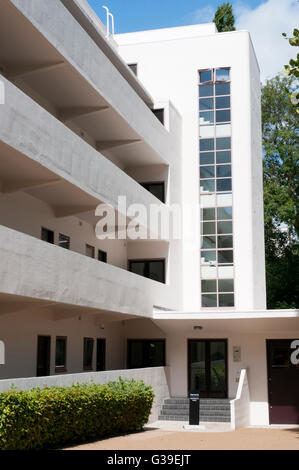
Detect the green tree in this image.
<box><xmin>213</xmin><ymin>3</ymin><xmax>236</xmax><ymax>32</ymax></box>
<box><xmin>282</xmin><ymin>28</ymin><xmax>299</xmax><ymax>113</ymax></box>
<box><xmin>262</xmin><ymin>74</ymin><xmax>299</xmax><ymax>308</ymax></box>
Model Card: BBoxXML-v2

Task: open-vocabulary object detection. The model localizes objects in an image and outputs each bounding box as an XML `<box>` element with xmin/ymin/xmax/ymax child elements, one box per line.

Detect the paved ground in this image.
<box><xmin>65</xmin><ymin>422</ymin><xmax>299</xmax><ymax>450</ymax></box>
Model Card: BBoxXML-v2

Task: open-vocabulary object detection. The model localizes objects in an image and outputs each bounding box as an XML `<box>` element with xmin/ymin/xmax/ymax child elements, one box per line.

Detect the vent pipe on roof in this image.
<box><xmin>102</xmin><ymin>5</ymin><xmax>115</xmax><ymax>38</ymax></box>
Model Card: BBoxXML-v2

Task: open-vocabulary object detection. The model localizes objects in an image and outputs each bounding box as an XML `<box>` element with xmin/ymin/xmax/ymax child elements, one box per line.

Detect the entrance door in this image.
<box><xmin>267</xmin><ymin>340</ymin><xmax>299</xmax><ymax>424</ymax></box>
<box><xmin>188</xmin><ymin>339</ymin><xmax>227</xmax><ymax>398</ymax></box>
<box><xmin>36</xmin><ymin>336</ymin><xmax>51</xmax><ymax>377</ymax></box>
<box><xmin>96</xmin><ymin>338</ymin><xmax>106</xmax><ymax>371</ymax></box>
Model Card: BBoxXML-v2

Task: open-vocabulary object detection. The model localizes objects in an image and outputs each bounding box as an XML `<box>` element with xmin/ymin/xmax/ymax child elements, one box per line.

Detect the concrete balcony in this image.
<box><xmin>0</xmin><ymin>76</ymin><xmax>170</xmax><ymax>233</ymax></box>
<box><xmin>0</xmin><ymin>225</ymin><xmax>178</xmax><ymax>318</ymax></box>
<box><xmin>0</xmin><ymin>0</ymin><xmax>179</xmax><ymax>169</ymax></box>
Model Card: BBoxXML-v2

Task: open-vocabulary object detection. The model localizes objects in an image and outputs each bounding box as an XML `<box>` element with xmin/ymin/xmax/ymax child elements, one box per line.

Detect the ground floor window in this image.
<box><xmin>83</xmin><ymin>338</ymin><xmax>94</xmax><ymax>371</ymax></box>
<box><xmin>36</xmin><ymin>335</ymin><xmax>51</xmax><ymax>377</ymax></box>
<box><xmin>127</xmin><ymin>340</ymin><xmax>166</xmax><ymax>369</ymax></box>
<box><xmin>55</xmin><ymin>337</ymin><xmax>67</xmax><ymax>373</ymax></box>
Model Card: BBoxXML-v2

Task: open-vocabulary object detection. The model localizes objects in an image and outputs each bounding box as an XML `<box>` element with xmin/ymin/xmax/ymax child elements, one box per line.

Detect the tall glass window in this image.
<box><xmin>199</xmin><ymin>68</ymin><xmax>234</xmax><ymax>308</ymax></box>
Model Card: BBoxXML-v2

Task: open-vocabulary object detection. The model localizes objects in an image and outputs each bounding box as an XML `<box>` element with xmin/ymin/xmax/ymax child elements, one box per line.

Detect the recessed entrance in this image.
<box><xmin>188</xmin><ymin>339</ymin><xmax>228</xmax><ymax>398</ymax></box>
<box><xmin>267</xmin><ymin>339</ymin><xmax>299</xmax><ymax>424</ymax></box>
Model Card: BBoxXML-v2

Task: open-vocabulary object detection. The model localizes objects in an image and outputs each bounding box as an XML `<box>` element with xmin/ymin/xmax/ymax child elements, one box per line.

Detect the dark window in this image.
<box><xmin>141</xmin><ymin>182</ymin><xmax>165</xmax><ymax>203</ymax></box>
<box><xmin>128</xmin><ymin>63</ymin><xmax>138</xmax><ymax>76</ymax></box>
<box><xmin>216</xmin><ymin>178</ymin><xmax>232</xmax><ymax>192</ymax></box>
<box><xmin>217</xmin><ymin>207</ymin><xmax>232</xmax><ymax>220</ymax></box>
<box><xmin>218</xmin><ymin>250</ymin><xmax>234</xmax><ymax>264</ymax></box>
<box><xmin>55</xmin><ymin>337</ymin><xmax>67</xmax><ymax>372</ymax></box>
<box><xmin>201</xmin><ymin>250</ymin><xmax>216</xmax><ymax>263</ymax></box>
<box><xmin>199</xmin><ymin>70</ymin><xmax>212</xmax><ymax>83</ymax></box>
<box><xmin>216</xmin><ymin>165</ymin><xmax>231</xmax><ymax>178</ymax></box>
<box><xmin>200</xmin><ymin>111</ymin><xmax>214</xmax><ymax>124</ymax></box>
<box><xmin>200</xmin><ymin>139</ymin><xmax>214</xmax><ymax>151</ymax></box>
<box><xmin>201</xmin><ymin>279</ymin><xmax>217</xmax><ymax>293</ymax></box>
<box><xmin>218</xmin><ymin>235</ymin><xmax>233</xmax><ymax>248</ymax></box>
<box><xmin>200</xmin><ymin>179</ymin><xmax>215</xmax><ymax>192</ymax></box>
<box><xmin>218</xmin><ymin>279</ymin><xmax>234</xmax><ymax>292</ymax></box>
<box><xmin>86</xmin><ymin>244</ymin><xmax>95</xmax><ymax>258</ymax></box>
<box><xmin>215</xmin><ymin>82</ymin><xmax>230</xmax><ymax>96</ymax></box>
<box><xmin>36</xmin><ymin>336</ymin><xmax>51</xmax><ymax>377</ymax></box>
<box><xmin>96</xmin><ymin>338</ymin><xmax>106</xmax><ymax>371</ymax></box>
<box><xmin>199</xmin><ymin>84</ymin><xmax>214</xmax><ymax>97</ymax></box>
<box><xmin>59</xmin><ymin>234</ymin><xmax>70</xmax><ymax>250</ymax></box>
<box><xmin>201</xmin><ymin>208</ymin><xmax>215</xmax><ymax>221</ymax></box>
<box><xmin>129</xmin><ymin>259</ymin><xmax>165</xmax><ymax>284</ymax></box>
<box><xmin>216</xmin><ymin>96</ymin><xmax>230</xmax><ymax>109</ymax></box>
<box><xmin>128</xmin><ymin>340</ymin><xmax>166</xmax><ymax>369</ymax></box>
<box><xmin>217</xmin><ymin>221</ymin><xmax>233</xmax><ymax>234</ymax></box>
<box><xmin>202</xmin><ymin>222</ymin><xmax>216</xmax><ymax>235</ymax></box>
<box><xmin>216</xmin><ymin>137</ymin><xmax>231</xmax><ymax>150</ymax></box>
<box><xmin>216</xmin><ymin>151</ymin><xmax>231</xmax><ymax>163</ymax></box>
<box><xmin>83</xmin><ymin>338</ymin><xmax>94</xmax><ymax>371</ymax></box>
<box><xmin>98</xmin><ymin>249</ymin><xmax>107</xmax><ymax>263</ymax></box>
<box><xmin>41</xmin><ymin>227</ymin><xmax>54</xmax><ymax>244</ymax></box>
<box><xmin>200</xmin><ymin>166</ymin><xmax>215</xmax><ymax>179</ymax></box>
<box><xmin>199</xmin><ymin>98</ymin><xmax>214</xmax><ymax>111</ymax></box>
<box><xmin>200</xmin><ymin>152</ymin><xmax>215</xmax><ymax>165</ymax></box>
<box><xmin>201</xmin><ymin>236</ymin><xmax>216</xmax><ymax>249</ymax></box>
<box><xmin>202</xmin><ymin>294</ymin><xmax>217</xmax><ymax>307</ymax></box>
<box><xmin>216</xmin><ymin>109</ymin><xmax>231</xmax><ymax>123</ymax></box>
<box><xmin>219</xmin><ymin>294</ymin><xmax>234</xmax><ymax>307</ymax></box>
<box><xmin>152</xmin><ymin>108</ymin><xmax>164</xmax><ymax>125</ymax></box>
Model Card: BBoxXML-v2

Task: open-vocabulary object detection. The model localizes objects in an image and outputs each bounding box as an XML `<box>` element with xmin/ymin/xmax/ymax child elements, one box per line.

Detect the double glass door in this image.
<box><xmin>188</xmin><ymin>339</ymin><xmax>227</xmax><ymax>398</ymax></box>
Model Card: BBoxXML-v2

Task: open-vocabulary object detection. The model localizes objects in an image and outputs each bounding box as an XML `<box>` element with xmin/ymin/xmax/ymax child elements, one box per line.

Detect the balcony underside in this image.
<box><xmin>0</xmin><ymin>225</ymin><xmax>176</xmax><ymax>317</ymax></box>
<box><xmin>0</xmin><ymin>77</ymin><xmax>170</xmax><ymax>236</ymax></box>
<box><xmin>0</xmin><ymin>0</ymin><xmax>173</xmax><ymax>168</ymax></box>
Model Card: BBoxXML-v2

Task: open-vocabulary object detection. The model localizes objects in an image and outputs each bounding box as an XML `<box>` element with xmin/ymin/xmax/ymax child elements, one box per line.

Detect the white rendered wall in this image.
<box><xmin>122</xmin><ymin>318</ymin><xmax>299</xmax><ymax>426</ymax></box>
<box><xmin>0</xmin><ymin>192</ymin><xmax>127</xmax><ymax>270</ymax></box>
<box><xmin>0</xmin><ymin>310</ymin><xmax>125</xmax><ymax>379</ymax></box>
<box><xmin>116</xmin><ymin>28</ymin><xmax>267</xmax><ymax>311</ymax></box>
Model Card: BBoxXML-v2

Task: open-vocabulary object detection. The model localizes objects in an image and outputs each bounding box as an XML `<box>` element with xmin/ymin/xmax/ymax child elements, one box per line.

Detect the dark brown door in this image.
<box><xmin>96</xmin><ymin>338</ymin><xmax>106</xmax><ymax>371</ymax></box>
<box><xmin>267</xmin><ymin>340</ymin><xmax>299</xmax><ymax>424</ymax></box>
<box><xmin>188</xmin><ymin>339</ymin><xmax>228</xmax><ymax>398</ymax></box>
<box><xmin>36</xmin><ymin>336</ymin><xmax>51</xmax><ymax>377</ymax></box>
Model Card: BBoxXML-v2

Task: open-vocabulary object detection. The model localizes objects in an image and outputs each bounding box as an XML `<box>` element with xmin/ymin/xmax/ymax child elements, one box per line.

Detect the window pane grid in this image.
<box><xmin>199</xmin><ymin>68</ymin><xmax>234</xmax><ymax>308</ymax></box>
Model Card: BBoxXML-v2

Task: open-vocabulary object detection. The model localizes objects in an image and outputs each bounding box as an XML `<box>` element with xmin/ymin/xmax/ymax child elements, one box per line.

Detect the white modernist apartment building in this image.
<box><xmin>0</xmin><ymin>0</ymin><xmax>298</xmax><ymax>427</ymax></box>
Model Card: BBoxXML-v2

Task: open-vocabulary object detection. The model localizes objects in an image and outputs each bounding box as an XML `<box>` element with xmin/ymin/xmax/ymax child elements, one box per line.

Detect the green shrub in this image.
<box><xmin>0</xmin><ymin>377</ymin><xmax>154</xmax><ymax>450</ymax></box>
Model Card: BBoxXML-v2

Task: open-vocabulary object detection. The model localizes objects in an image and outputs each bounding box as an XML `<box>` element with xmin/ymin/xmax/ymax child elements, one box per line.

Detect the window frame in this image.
<box><xmin>140</xmin><ymin>181</ymin><xmax>165</xmax><ymax>203</ymax></box>
<box><xmin>41</xmin><ymin>227</ymin><xmax>54</xmax><ymax>244</ymax></box>
<box><xmin>127</xmin><ymin>339</ymin><xmax>166</xmax><ymax>369</ymax></box>
<box><xmin>55</xmin><ymin>336</ymin><xmax>67</xmax><ymax>373</ymax></box>
<box><xmin>98</xmin><ymin>249</ymin><xmax>107</xmax><ymax>263</ymax></box>
<box><xmin>83</xmin><ymin>337</ymin><xmax>94</xmax><ymax>371</ymax></box>
<box><xmin>128</xmin><ymin>258</ymin><xmax>166</xmax><ymax>284</ymax></box>
<box><xmin>85</xmin><ymin>244</ymin><xmax>95</xmax><ymax>259</ymax></box>
<box><xmin>127</xmin><ymin>63</ymin><xmax>138</xmax><ymax>76</ymax></box>
<box><xmin>58</xmin><ymin>233</ymin><xmax>70</xmax><ymax>250</ymax></box>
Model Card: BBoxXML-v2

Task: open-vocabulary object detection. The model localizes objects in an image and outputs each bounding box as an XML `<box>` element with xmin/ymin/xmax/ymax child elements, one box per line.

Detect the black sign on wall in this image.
<box><xmin>189</xmin><ymin>391</ymin><xmax>200</xmax><ymax>425</ymax></box>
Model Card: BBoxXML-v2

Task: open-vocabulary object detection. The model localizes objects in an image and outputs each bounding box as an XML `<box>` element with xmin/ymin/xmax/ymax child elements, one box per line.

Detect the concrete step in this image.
<box><xmin>158</xmin><ymin>415</ymin><xmax>231</xmax><ymax>422</ymax></box>
<box><xmin>163</xmin><ymin>403</ymin><xmax>230</xmax><ymax>411</ymax></box>
<box><xmin>160</xmin><ymin>408</ymin><xmax>231</xmax><ymax>417</ymax></box>
<box><xmin>164</xmin><ymin>398</ymin><xmax>230</xmax><ymax>405</ymax></box>
<box><xmin>159</xmin><ymin>397</ymin><xmax>231</xmax><ymax>423</ymax></box>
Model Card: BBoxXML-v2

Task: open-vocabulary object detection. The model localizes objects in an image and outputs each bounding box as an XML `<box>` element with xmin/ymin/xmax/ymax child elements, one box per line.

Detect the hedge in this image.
<box><xmin>0</xmin><ymin>378</ymin><xmax>154</xmax><ymax>450</ymax></box>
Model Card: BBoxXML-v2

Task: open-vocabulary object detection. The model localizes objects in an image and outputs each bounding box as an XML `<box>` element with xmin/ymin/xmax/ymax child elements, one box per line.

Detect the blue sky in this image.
<box><xmin>87</xmin><ymin>0</ymin><xmax>263</xmax><ymax>33</ymax></box>
<box><xmin>86</xmin><ymin>0</ymin><xmax>299</xmax><ymax>82</ymax></box>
